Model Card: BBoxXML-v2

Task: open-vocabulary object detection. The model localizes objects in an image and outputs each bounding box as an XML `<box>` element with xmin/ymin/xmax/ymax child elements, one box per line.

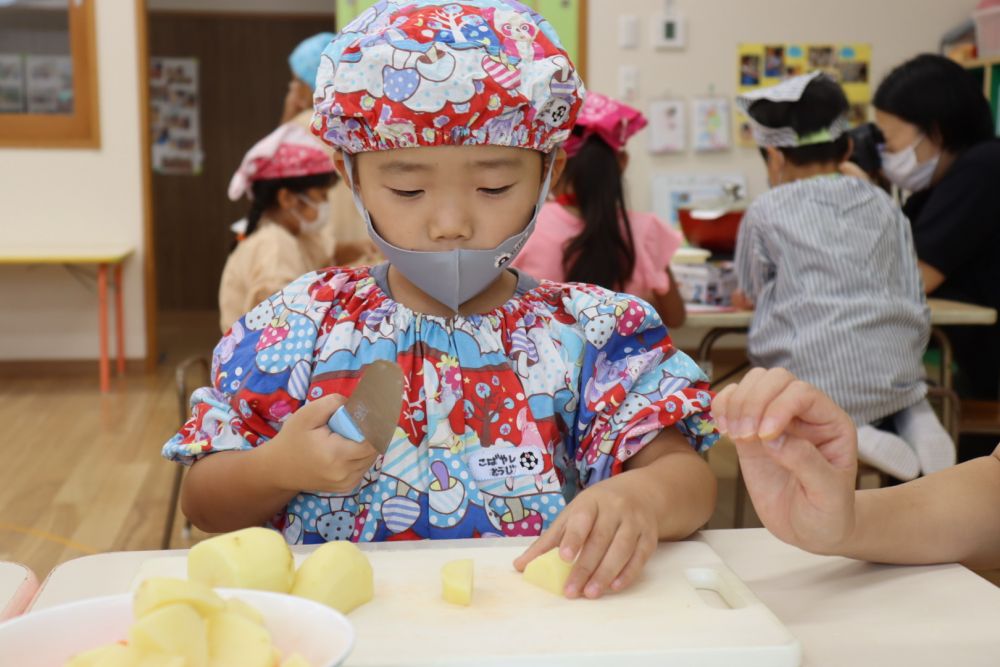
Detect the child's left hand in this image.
<box><xmin>513</xmin><ymin>473</ymin><xmax>659</xmax><ymax>599</ymax></box>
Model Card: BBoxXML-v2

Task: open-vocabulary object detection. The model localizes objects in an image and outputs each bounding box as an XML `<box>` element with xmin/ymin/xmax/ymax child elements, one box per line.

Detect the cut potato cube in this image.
<box><xmin>441</xmin><ymin>559</ymin><xmax>473</xmax><ymax>606</ymax></box>
<box><xmin>65</xmin><ymin>644</ymin><xmax>137</xmax><ymax>667</ymax></box>
<box><xmin>291</xmin><ymin>542</ymin><xmax>373</xmax><ymax>614</ymax></box>
<box><xmin>280</xmin><ymin>653</ymin><xmax>312</xmax><ymax>667</ymax></box>
<box><xmin>129</xmin><ymin>603</ymin><xmax>208</xmax><ymax>667</ymax></box>
<box><xmin>188</xmin><ymin>527</ymin><xmax>294</xmax><ymax>593</ymax></box>
<box><xmin>221</xmin><ymin>597</ymin><xmax>265</xmax><ymax>625</ymax></box>
<box><xmin>523</xmin><ymin>548</ymin><xmax>574</xmax><ymax>596</ymax></box>
<box><xmin>134</xmin><ymin>577</ymin><xmax>224</xmax><ymax>619</ymax></box>
<box><xmin>136</xmin><ymin>655</ymin><xmax>186</xmax><ymax>667</ymax></box>
<box><xmin>207</xmin><ymin>611</ymin><xmax>274</xmax><ymax>667</ymax></box>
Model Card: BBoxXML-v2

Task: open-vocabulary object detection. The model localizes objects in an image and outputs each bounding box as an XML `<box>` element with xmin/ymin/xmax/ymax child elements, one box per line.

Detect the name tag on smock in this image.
<box><xmin>468</xmin><ymin>446</ymin><xmax>545</xmax><ymax>481</ymax></box>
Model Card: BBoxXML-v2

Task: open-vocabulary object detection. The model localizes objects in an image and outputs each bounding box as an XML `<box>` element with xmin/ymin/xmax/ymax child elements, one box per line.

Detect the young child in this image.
<box><xmin>282</xmin><ymin>32</ymin><xmax>336</xmax><ymax>124</ymax></box>
<box><xmin>513</xmin><ymin>92</ymin><xmax>686</xmax><ymax>329</ymax></box>
<box><xmin>165</xmin><ymin>0</ymin><xmax>718</xmax><ymax>600</ymax></box>
<box><xmin>219</xmin><ymin>123</ymin><xmax>338</xmax><ymax>332</ymax></box>
<box><xmin>283</xmin><ymin>31</ymin><xmax>380</xmax><ymax>266</ymax></box>
<box><xmin>733</xmin><ymin>72</ymin><xmax>954</xmax><ymax>481</ymax></box>
<box><xmin>713</xmin><ymin>367</ymin><xmax>1000</xmax><ymax>569</ymax></box>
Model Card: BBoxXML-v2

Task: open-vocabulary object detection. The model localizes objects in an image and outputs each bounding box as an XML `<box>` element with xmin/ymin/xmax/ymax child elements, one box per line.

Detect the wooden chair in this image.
<box><xmin>160</xmin><ymin>356</ymin><xmax>210</xmax><ymax>549</ymax></box>
<box><xmin>958</xmin><ymin>399</ymin><xmax>1000</xmax><ymax>439</ymax></box>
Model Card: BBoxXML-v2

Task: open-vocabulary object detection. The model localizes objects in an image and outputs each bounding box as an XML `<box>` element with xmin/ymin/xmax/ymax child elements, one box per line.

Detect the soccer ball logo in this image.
<box><xmin>519</xmin><ymin>451</ymin><xmax>540</xmax><ymax>471</ymax></box>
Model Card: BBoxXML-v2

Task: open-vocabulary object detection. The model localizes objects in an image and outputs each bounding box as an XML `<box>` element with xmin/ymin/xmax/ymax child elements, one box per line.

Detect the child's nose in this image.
<box><xmin>429</xmin><ymin>206</ymin><xmax>473</xmax><ymax>242</ymax></box>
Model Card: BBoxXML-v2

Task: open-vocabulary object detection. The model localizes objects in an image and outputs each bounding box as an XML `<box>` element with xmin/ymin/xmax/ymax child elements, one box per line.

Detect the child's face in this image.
<box><xmin>343</xmin><ymin>145</ymin><xmax>563</xmax><ymax>251</ymax></box>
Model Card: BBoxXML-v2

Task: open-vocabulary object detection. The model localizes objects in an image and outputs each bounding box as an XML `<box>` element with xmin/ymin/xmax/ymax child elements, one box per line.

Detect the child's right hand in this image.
<box><xmin>270</xmin><ymin>395</ymin><xmax>379</xmax><ymax>494</ymax></box>
<box><xmin>713</xmin><ymin>368</ymin><xmax>859</xmax><ymax>555</ymax></box>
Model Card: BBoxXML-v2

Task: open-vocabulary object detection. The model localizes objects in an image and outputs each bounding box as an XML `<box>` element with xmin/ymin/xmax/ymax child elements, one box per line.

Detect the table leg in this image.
<box><xmin>929</xmin><ymin>327</ymin><xmax>954</xmax><ymax>427</ymax></box>
<box><xmin>697</xmin><ymin>327</ymin><xmax>750</xmax><ymax>384</ymax></box>
<box><xmin>114</xmin><ymin>263</ymin><xmax>125</xmax><ymax>376</ymax></box>
<box><xmin>97</xmin><ymin>264</ymin><xmax>109</xmax><ymax>393</ymax></box>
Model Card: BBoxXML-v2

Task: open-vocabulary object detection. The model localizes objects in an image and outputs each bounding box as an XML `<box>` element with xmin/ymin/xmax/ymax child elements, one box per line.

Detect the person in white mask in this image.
<box><xmin>869</xmin><ymin>55</ymin><xmax>1000</xmax><ymax>403</ymax></box>
<box><xmin>219</xmin><ymin>123</ymin><xmax>338</xmax><ymax>332</ymax></box>
<box><xmin>166</xmin><ymin>2</ymin><xmax>719</xmax><ymax>602</ymax></box>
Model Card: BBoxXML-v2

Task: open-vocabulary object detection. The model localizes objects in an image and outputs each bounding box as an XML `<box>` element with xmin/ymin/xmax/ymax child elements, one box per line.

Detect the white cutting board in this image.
<box><xmin>134</xmin><ymin>541</ymin><xmax>801</xmax><ymax>667</ymax></box>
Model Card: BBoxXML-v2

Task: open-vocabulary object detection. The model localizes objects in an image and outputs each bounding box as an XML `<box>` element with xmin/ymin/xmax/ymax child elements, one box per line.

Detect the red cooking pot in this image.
<box><xmin>677</xmin><ymin>184</ymin><xmax>747</xmax><ymax>254</ymax></box>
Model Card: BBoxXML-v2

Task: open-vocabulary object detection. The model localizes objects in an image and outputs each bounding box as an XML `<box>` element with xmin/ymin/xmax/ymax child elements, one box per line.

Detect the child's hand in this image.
<box><xmin>513</xmin><ymin>474</ymin><xmax>659</xmax><ymax>599</ymax></box>
<box><xmin>270</xmin><ymin>395</ymin><xmax>379</xmax><ymax>494</ymax></box>
<box><xmin>713</xmin><ymin>368</ymin><xmax>858</xmax><ymax>555</ymax></box>
<box><xmin>731</xmin><ymin>289</ymin><xmax>755</xmax><ymax>310</ymax></box>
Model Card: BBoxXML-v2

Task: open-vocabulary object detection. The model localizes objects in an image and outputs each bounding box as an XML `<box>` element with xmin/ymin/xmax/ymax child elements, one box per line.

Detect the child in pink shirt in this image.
<box><xmin>514</xmin><ymin>92</ymin><xmax>686</xmax><ymax>328</ymax></box>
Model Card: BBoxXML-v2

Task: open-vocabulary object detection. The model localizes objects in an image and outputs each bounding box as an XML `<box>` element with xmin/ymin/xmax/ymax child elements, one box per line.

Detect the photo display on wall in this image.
<box><xmin>736</xmin><ymin>43</ymin><xmax>871</xmax><ymax>148</ymax></box>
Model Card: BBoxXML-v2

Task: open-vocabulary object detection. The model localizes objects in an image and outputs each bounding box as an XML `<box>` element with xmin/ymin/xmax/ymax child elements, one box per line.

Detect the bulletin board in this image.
<box><xmin>735</xmin><ymin>43</ymin><xmax>871</xmax><ymax>147</ymax></box>
<box><xmin>334</xmin><ymin>0</ymin><xmax>588</xmax><ymax>79</ymax></box>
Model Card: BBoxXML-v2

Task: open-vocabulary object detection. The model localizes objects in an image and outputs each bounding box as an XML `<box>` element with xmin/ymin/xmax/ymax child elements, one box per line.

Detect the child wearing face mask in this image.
<box><xmin>733</xmin><ymin>72</ymin><xmax>955</xmax><ymax>482</ymax></box>
<box><xmin>219</xmin><ymin>123</ymin><xmax>338</xmax><ymax>332</ymax></box>
<box><xmin>164</xmin><ymin>0</ymin><xmax>718</xmax><ymax>602</ymax></box>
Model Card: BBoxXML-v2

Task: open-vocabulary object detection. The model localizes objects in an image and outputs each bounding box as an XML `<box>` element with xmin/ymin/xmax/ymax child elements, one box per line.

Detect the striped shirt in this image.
<box><xmin>735</xmin><ymin>175</ymin><xmax>929</xmax><ymax>424</ymax></box>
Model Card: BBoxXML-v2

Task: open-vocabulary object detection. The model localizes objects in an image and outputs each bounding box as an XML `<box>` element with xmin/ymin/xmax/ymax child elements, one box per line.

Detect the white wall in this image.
<box><xmin>586</xmin><ymin>0</ymin><xmax>975</xmax><ymax>210</ymax></box>
<box><xmin>147</xmin><ymin>0</ymin><xmax>333</xmax><ymax>13</ymax></box>
<box><xmin>0</xmin><ymin>1</ymin><xmax>146</xmax><ymax>360</ymax></box>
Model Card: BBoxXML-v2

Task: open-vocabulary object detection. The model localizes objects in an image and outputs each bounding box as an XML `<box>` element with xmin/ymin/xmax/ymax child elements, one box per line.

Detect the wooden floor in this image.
<box><xmin>1</xmin><ymin>311</ymin><xmax>995</xmax><ymax>588</ymax></box>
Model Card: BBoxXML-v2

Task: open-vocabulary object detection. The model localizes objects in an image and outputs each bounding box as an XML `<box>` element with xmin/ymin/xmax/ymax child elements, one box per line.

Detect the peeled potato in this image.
<box><xmin>523</xmin><ymin>548</ymin><xmax>574</xmax><ymax>596</ymax></box>
<box><xmin>136</xmin><ymin>655</ymin><xmax>185</xmax><ymax>667</ymax></box>
<box><xmin>280</xmin><ymin>654</ymin><xmax>313</xmax><ymax>667</ymax></box>
<box><xmin>291</xmin><ymin>541</ymin><xmax>373</xmax><ymax>614</ymax></box>
<box><xmin>207</xmin><ymin>611</ymin><xmax>274</xmax><ymax>667</ymax></box>
<box><xmin>441</xmin><ymin>559</ymin><xmax>473</xmax><ymax>606</ymax></box>
<box><xmin>188</xmin><ymin>527</ymin><xmax>294</xmax><ymax>593</ymax></box>
<box><xmin>134</xmin><ymin>577</ymin><xmax>224</xmax><ymax>619</ymax></box>
<box><xmin>128</xmin><ymin>603</ymin><xmax>208</xmax><ymax>667</ymax></box>
<box><xmin>221</xmin><ymin>597</ymin><xmax>265</xmax><ymax>625</ymax></box>
<box><xmin>65</xmin><ymin>644</ymin><xmax>136</xmax><ymax>667</ymax></box>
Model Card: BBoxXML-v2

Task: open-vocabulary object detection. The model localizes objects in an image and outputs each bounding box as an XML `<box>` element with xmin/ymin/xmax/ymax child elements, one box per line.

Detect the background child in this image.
<box><xmin>514</xmin><ymin>92</ymin><xmax>686</xmax><ymax>329</ymax></box>
<box><xmin>283</xmin><ymin>31</ymin><xmax>380</xmax><ymax>267</ymax></box>
<box><xmin>220</xmin><ymin>123</ymin><xmax>337</xmax><ymax>332</ymax></box>
<box><xmin>714</xmin><ymin>367</ymin><xmax>1000</xmax><ymax>569</ymax></box>
<box><xmin>733</xmin><ymin>72</ymin><xmax>953</xmax><ymax>481</ymax></box>
<box><xmin>282</xmin><ymin>31</ymin><xmax>336</xmax><ymax>124</ymax></box>
<box><xmin>165</xmin><ymin>0</ymin><xmax>717</xmax><ymax>600</ymax></box>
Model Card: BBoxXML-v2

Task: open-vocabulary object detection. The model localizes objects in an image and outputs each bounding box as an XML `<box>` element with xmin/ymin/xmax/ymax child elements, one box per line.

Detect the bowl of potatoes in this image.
<box><xmin>0</xmin><ymin>529</ymin><xmax>360</xmax><ymax>667</ymax></box>
<box><xmin>0</xmin><ymin>580</ymin><xmax>354</xmax><ymax>667</ymax></box>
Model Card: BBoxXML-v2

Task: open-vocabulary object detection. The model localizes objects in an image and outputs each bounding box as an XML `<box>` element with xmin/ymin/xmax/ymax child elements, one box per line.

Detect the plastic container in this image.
<box><xmin>974</xmin><ymin>4</ymin><xmax>1000</xmax><ymax>58</ymax></box>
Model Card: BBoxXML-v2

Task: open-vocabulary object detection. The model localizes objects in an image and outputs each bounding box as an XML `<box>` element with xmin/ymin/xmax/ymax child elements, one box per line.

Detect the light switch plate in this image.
<box><xmin>619</xmin><ymin>15</ymin><xmax>640</xmax><ymax>49</ymax></box>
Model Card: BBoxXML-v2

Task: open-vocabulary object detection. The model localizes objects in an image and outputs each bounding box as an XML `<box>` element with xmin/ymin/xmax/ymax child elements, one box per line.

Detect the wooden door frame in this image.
<box><xmin>135</xmin><ymin>0</ymin><xmax>158</xmax><ymax>372</ymax></box>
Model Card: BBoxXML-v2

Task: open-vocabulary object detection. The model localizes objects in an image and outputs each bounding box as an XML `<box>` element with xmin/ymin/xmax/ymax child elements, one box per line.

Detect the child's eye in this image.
<box><xmin>389</xmin><ymin>188</ymin><xmax>423</xmax><ymax>199</ymax></box>
<box><xmin>479</xmin><ymin>185</ymin><xmax>514</xmax><ymax>196</ymax></box>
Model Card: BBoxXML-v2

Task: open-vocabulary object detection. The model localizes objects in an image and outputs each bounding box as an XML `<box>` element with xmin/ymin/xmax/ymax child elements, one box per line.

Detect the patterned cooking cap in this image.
<box><xmin>289</xmin><ymin>32</ymin><xmax>338</xmax><ymax>86</ymax></box>
<box><xmin>310</xmin><ymin>0</ymin><xmax>586</xmax><ymax>154</ymax></box>
<box><xmin>228</xmin><ymin>123</ymin><xmax>335</xmax><ymax>201</ymax></box>
<box><xmin>563</xmin><ymin>91</ymin><xmax>647</xmax><ymax>157</ymax></box>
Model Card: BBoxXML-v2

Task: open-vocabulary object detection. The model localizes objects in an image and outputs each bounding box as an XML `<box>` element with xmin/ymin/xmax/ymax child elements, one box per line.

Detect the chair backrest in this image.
<box><xmin>175</xmin><ymin>356</ymin><xmax>211</xmax><ymax>427</ymax></box>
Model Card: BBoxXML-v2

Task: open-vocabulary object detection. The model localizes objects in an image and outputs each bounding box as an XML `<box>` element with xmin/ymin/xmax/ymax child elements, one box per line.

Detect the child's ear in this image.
<box><xmin>617</xmin><ymin>150</ymin><xmax>630</xmax><ymax>172</ymax></box>
<box><xmin>333</xmin><ymin>150</ymin><xmax>352</xmax><ymax>184</ymax></box>
<box><xmin>764</xmin><ymin>146</ymin><xmax>785</xmax><ymax>171</ymax></box>
<box><xmin>549</xmin><ymin>147</ymin><xmax>568</xmax><ymax>184</ymax></box>
<box><xmin>275</xmin><ymin>187</ymin><xmax>298</xmax><ymax>211</ymax></box>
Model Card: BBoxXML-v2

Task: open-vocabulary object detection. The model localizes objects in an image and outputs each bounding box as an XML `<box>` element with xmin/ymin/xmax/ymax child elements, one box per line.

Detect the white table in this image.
<box><xmin>0</xmin><ymin>562</ymin><xmax>38</xmax><ymax>621</ymax></box>
<box><xmin>28</xmin><ymin>529</ymin><xmax>1000</xmax><ymax>666</ymax></box>
<box><xmin>687</xmin><ymin>298</ymin><xmax>998</xmax><ymax>391</ymax></box>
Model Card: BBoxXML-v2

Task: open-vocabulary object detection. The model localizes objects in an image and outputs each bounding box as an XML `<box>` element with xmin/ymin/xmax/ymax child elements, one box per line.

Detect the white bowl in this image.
<box><xmin>0</xmin><ymin>588</ymin><xmax>354</xmax><ymax>667</ymax></box>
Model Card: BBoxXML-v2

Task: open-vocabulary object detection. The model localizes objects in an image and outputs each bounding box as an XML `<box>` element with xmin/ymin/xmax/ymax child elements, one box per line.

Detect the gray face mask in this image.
<box><xmin>342</xmin><ymin>152</ymin><xmax>554</xmax><ymax>312</ymax></box>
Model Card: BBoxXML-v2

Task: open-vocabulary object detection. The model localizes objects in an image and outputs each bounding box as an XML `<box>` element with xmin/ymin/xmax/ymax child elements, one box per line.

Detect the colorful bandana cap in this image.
<box><xmin>311</xmin><ymin>0</ymin><xmax>585</xmax><ymax>154</ymax></box>
<box><xmin>289</xmin><ymin>32</ymin><xmax>338</xmax><ymax>86</ymax></box>
<box><xmin>563</xmin><ymin>91</ymin><xmax>647</xmax><ymax>157</ymax></box>
<box><xmin>228</xmin><ymin>123</ymin><xmax>334</xmax><ymax>201</ymax></box>
<box><xmin>736</xmin><ymin>71</ymin><xmax>850</xmax><ymax>148</ymax></box>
